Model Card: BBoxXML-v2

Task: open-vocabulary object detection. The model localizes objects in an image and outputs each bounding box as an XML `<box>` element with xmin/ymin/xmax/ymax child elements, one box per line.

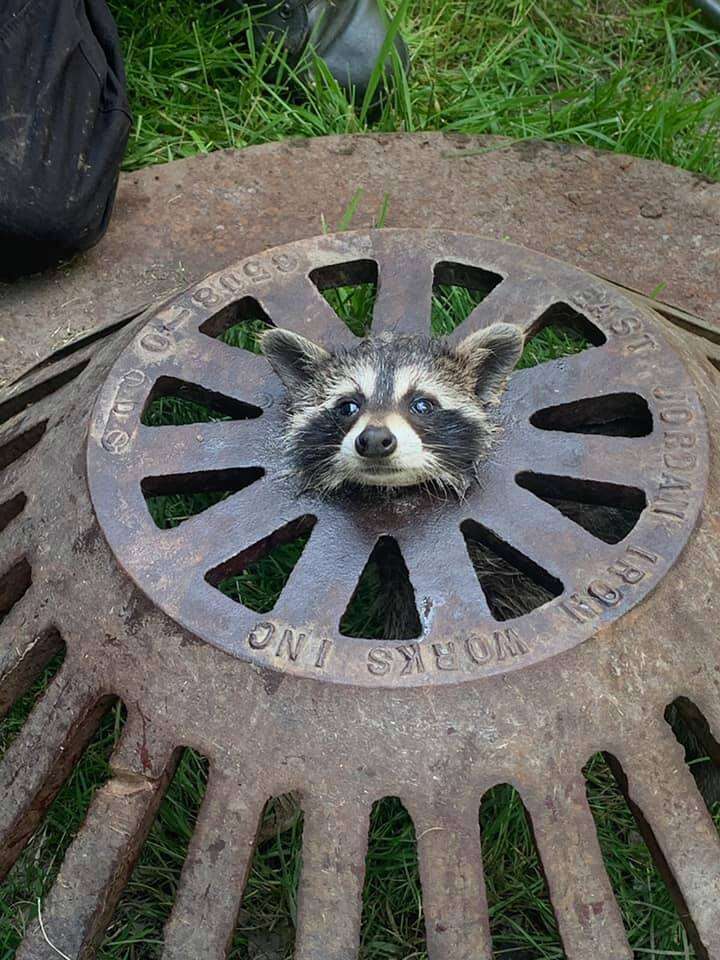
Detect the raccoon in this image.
<box><xmin>260</xmin><ymin>322</ymin><xmax>524</xmax><ymax>496</ymax></box>
<box><xmin>260</xmin><ymin>324</ymin><xmax>720</xmax><ymax>808</ymax></box>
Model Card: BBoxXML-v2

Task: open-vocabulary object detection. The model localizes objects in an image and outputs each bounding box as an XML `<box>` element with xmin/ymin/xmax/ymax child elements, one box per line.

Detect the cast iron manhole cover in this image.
<box><xmin>88</xmin><ymin>230</ymin><xmax>707</xmax><ymax>686</ymax></box>
<box><xmin>2</xmin><ymin>228</ymin><xmax>719</xmax><ymax>960</ymax></box>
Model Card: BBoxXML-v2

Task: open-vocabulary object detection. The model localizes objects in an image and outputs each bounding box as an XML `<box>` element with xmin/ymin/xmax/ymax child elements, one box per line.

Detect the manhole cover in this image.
<box><xmin>88</xmin><ymin>230</ymin><xmax>707</xmax><ymax>686</ymax></box>
<box><xmin>2</xmin><ymin>228</ymin><xmax>719</xmax><ymax>960</ymax></box>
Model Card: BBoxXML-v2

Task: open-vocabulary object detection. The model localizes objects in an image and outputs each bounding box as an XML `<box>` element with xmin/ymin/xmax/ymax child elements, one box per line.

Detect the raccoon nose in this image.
<box><xmin>355</xmin><ymin>425</ymin><xmax>397</xmax><ymax>458</ymax></box>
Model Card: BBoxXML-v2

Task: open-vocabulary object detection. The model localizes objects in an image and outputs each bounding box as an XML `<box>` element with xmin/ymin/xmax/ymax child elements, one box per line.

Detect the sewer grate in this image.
<box><xmin>1</xmin><ymin>229</ymin><xmax>719</xmax><ymax>960</ymax></box>
<box><xmin>88</xmin><ymin>231</ymin><xmax>707</xmax><ymax>687</ymax></box>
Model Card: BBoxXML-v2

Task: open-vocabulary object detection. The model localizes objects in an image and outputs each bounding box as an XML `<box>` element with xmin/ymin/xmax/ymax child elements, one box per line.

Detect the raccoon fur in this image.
<box><xmin>260</xmin><ymin>324</ymin><xmax>720</xmax><ymax>809</ymax></box>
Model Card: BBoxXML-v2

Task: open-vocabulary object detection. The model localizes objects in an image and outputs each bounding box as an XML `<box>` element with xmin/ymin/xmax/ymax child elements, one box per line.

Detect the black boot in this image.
<box><xmin>249</xmin><ymin>0</ymin><xmax>409</xmax><ymax>104</ymax></box>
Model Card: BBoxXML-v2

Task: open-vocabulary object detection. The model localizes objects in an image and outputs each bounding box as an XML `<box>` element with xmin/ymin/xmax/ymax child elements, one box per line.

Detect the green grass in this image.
<box><xmin>110</xmin><ymin>0</ymin><xmax>719</xmax><ymax>179</ymax></box>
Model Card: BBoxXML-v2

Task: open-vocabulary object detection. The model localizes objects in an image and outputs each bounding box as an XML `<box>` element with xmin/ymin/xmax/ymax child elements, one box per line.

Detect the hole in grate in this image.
<box><xmin>518</xmin><ymin>303</ymin><xmax>606</xmax><ymax>370</ymax></box>
<box><xmin>0</xmin><ymin>492</ymin><xmax>26</xmax><ymax>535</ymax></box>
<box><xmin>142</xmin><ymin>469</ymin><xmax>264</xmax><ymax>529</ymax></box>
<box><xmin>0</xmin><ymin>632</ymin><xmax>65</xmax><ymax>748</ymax></box>
<box><xmin>430</xmin><ymin>262</ymin><xmax>504</xmax><ymax>336</ymax></box>
<box><xmin>232</xmin><ymin>794</ymin><xmax>304</xmax><ymax>958</ymax></box>
<box><xmin>516</xmin><ymin>473</ymin><xmax>646</xmax><ymax>545</ymax></box>
<box><xmin>479</xmin><ymin>783</ymin><xmax>562</xmax><ymax>958</ymax></box>
<box><xmin>310</xmin><ymin>259</ymin><xmax>379</xmax><ymax>337</ymax></box>
<box><xmin>360</xmin><ymin>797</ymin><xmax>424</xmax><ymax>956</ymax></box>
<box><xmin>461</xmin><ymin>520</ymin><xmax>562</xmax><ymax>621</ymax></box>
<box><xmin>97</xmin><ymin>748</ymin><xmax>209</xmax><ymax>958</ymax></box>
<box><xmin>206</xmin><ymin>516</ymin><xmax>316</xmax><ymax>614</ymax></box>
<box><xmin>531</xmin><ymin>392</ymin><xmax>653</xmax><ymax>437</ymax></box>
<box><xmin>199</xmin><ymin>296</ymin><xmax>273</xmax><ymax>353</ymax></box>
<box><xmin>665</xmin><ymin>698</ymin><xmax>720</xmax><ymax>815</ymax></box>
<box><xmin>340</xmin><ymin>537</ymin><xmax>421</xmax><ymax>640</ymax></box>
<box><xmin>0</xmin><ymin>421</ymin><xmax>47</xmax><ymax>472</ymax></box>
<box><xmin>0</xmin><ymin>628</ymin><xmax>65</xmax><ymax>724</ymax></box>
<box><xmin>0</xmin><ymin>359</ymin><xmax>89</xmax><ymax>427</ymax></box>
<box><xmin>141</xmin><ymin>377</ymin><xmax>262</xmax><ymax>426</ymax></box>
<box><xmin>0</xmin><ymin>698</ymin><xmax>126</xmax><ymax>945</ymax></box>
<box><xmin>0</xmin><ymin>557</ymin><xmax>32</xmax><ymax>623</ymax></box>
<box><xmin>584</xmin><ymin>752</ymin><xmax>701</xmax><ymax>956</ymax></box>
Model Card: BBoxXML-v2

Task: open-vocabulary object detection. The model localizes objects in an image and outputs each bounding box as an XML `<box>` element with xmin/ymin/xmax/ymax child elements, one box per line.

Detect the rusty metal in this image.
<box><xmin>1</xmin><ymin>227</ymin><xmax>720</xmax><ymax>960</ymax></box>
<box><xmin>2</xmin><ymin>132</ymin><xmax>719</xmax><ymax>388</ymax></box>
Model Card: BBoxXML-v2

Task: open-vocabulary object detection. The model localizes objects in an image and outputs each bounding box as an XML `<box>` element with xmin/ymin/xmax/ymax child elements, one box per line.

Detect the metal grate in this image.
<box><xmin>1</xmin><ymin>229</ymin><xmax>718</xmax><ymax>959</ymax></box>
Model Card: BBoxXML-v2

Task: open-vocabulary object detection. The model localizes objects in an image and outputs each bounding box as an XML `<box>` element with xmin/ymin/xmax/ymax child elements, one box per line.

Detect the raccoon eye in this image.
<box><xmin>410</xmin><ymin>397</ymin><xmax>434</xmax><ymax>416</ymax></box>
<box><xmin>336</xmin><ymin>399</ymin><xmax>361</xmax><ymax>417</ymax></box>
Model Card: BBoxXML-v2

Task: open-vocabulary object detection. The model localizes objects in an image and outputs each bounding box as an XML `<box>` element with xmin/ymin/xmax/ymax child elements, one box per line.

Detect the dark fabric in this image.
<box><xmin>0</xmin><ymin>0</ymin><xmax>130</xmax><ymax>280</ymax></box>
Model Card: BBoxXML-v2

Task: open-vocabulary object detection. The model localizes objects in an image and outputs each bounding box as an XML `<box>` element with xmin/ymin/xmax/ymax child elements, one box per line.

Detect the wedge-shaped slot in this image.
<box><xmin>142</xmin><ymin>469</ymin><xmax>264</xmax><ymax>529</ymax></box>
<box><xmin>200</xmin><ymin>296</ymin><xmax>273</xmax><ymax>353</ymax></box>
<box><xmin>0</xmin><ymin>557</ymin><xmax>31</xmax><ymax>622</ymax></box>
<box><xmin>206</xmin><ymin>515</ymin><xmax>316</xmax><ymax>614</ymax></box>
<box><xmin>665</xmin><ymin>697</ymin><xmax>720</xmax><ymax>814</ymax></box>
<box><xmin>340</xmin><ymin>536</ymin><xmax>421</xmax><ymax>640</ymax></box>
<box><xmin>431</xmin><ymin>261</ymin><xmax>504</xmax><ymax>335</ymax></box>
<box><xmin>516</xmin><ymin>472</ymin><xmax>645</xmax><ymax>545</ymax></box>
<box><xmin>531</xmin><ymin>392</ymin><xmax>653</xmax><ymax>437</ymax></box>
<box><xmin>519</xmin><ymin>302</ymin><xmax>606</xmax><ymax>369</ymax></box>
<box><xmin>0</xmin><ymin>359</ymin><xmax>89</xmax><ymax>426</ymax></box>
<box><xmin>230</xmin><ymin>793</ymin><xmax>304</xmax><ymax>957</ymax></box>
<box><xmin>141</xmin><ymin>377</ymin><xmax>262</xmax><ymax>426</ymax></box>
<box><xmin>461</xmin><ymin>519</ymin><xmax>562</xmax><ymax>621</ymax></box>
<box><xmin>0</xmin><ymin>492</ymin><xmax>26</xmax><ymax>535</ymax></box>
<box><xmin>0</xmin><ymin>421</ymin><xmax>47</xmax><ymax>472</ymax></box>
<box><xmin>0</xmin><ymin>628</ymin><xmax>64</xmax><ymax>725</ymax></box>
<box><xmin>360</xmin><ymin>798</ymin><xmax>425</xmax><ymax>955</ymax></box>
<box><xmin>480</xmin><ymin>783</ymin><xmax>561</xmax><ymax>957</ymax></box>
<box><xmin>0</xmin><ymin>697</ymin><xmax>125</xmax><ymax>900</ymax></box>
<box><xmin>584</xmin><ymin>751</ymin><xmax>702</xmax><ymax>956</ymax></box>
<box><xmin>310</xmin><ymin>259</ymin><xmax>378</xmax><ymax>337</ymax></box>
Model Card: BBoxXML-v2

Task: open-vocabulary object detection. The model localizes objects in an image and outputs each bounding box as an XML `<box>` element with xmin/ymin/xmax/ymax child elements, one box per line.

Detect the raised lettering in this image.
<box><xmin>276</xmin><ymin>628</ymin><xmax>305</xmax><ymax>661</ymax></box>
<box><xmin>432</xmin><ymin>642</ymin><xmax>458</xmax><ymax>671</ymax></box>
<box><xmin>367</xmin><ymin>647</ymin><xmax>392</xmax><ymax>676</ymax></box>
<box><xmin>494</xmin><ymin>629</ymin><xmax>529</xmax><ymax>660</ymax></box>
<box><xmin>398</xmin><ymin>644</ymin><xmax>425</xmax><ymax>675</ymax></box>
<box><xmin>587</xmin><ymin>580</ymin><xmax>622</xmax><ymax>606</ymax></box>
<box><xmin>249</xmin><ymin>622</ymin><xmax>274</xmax><ymax>649</ymax></box>
<box><xmin>315</xmin><ymin>637</ymin><xmax>332</xmax><ymax>669</ymax></box>
<box><xmin>561</xmin><ymin>593</ymin><xmax>601</xmax><ymax>624</ymax></box>
<box><xmin>466</xmin><ymin>635</ymin><xmax>492</xmax><ymax>664</ymax></box>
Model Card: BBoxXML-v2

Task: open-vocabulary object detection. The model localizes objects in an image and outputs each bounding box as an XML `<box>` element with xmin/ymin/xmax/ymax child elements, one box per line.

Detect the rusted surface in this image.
<box><xmin>2</xmin><ymin>133</ymin><xmax>719</xmax><ymax>387</ymax></box>
<box><xmin>87</xmin><ymin>231</ymin><xmax>707</xmax><ymax>686</ymax></box>
<box><xmin>1</xmin><ymin>226</ymin><xmax>720</xmax><ymax>959</ymax></box>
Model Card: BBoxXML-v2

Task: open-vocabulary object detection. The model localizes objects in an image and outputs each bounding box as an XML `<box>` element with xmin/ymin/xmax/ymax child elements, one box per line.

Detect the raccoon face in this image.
<box><xmin>260</xmin><ymin>323</ymin><xmax>524</xmax><ymax>496</ymax></box>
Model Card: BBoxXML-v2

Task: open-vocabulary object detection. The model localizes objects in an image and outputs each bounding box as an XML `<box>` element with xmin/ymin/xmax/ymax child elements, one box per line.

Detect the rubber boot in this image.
<box><xmin>249</xmin><ymin>0</ymin><xmax>409</xmax><ymax>103</ymax></box>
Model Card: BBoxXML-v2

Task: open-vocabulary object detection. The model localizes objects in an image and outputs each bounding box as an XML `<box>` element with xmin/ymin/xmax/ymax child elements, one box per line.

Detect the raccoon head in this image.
<box><xmin>260</xmin><ymin>323</ymin><xmax>524</xmax><ymax>496</ymax></box>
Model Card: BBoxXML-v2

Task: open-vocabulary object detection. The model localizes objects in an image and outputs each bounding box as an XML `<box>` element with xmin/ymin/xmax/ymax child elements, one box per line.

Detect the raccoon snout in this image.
<box><xmin>355</xmin><ymin>425</ymin><xmax>397</xmax><ymax>459</ymax></box>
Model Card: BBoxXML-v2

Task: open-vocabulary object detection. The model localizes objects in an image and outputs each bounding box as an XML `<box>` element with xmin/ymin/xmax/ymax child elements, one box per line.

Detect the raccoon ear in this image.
<box><xmin>455</xmin><ymin>322</ymin><xmax>524</xmax><ymax>398</ymax></box>
<box><xmin>259</xmin><ymin>328</ymin><xmax>331</xmax><ymax>388</ymax></box>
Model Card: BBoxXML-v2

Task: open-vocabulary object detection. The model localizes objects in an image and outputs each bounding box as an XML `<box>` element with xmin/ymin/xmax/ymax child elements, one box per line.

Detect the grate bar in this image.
<box><xmin>134</xmin><ymin>419</ymin><xmax>268</xmax><ymax>479</ymax></box>
<box><xmin>397</xmin><ymin>523</ymin><xmax>493</xmax><ymax>628</ymax></box>
<box><xmin>0</xmin><ymin>677</ymin><xmax>104</xmax><ymax>882</ymax></box>
<box><xmin>450</xmin><ymin>275</ymin><xmax>562</xmax><ymax>341</ymax></box>
<box><xmin>273</xmin><ymin>514</ymin><xmax>378</xmax><ymax>634</ymax></box>
<box><xmin>619</xmin><ymin>734</ymin><xmax>720</xmax><ymax>956</ymax></box>
<box><xmin>295</xmin><ymin>796</ymin><xmax>370</xmax><ymax>960</ymax></box>
<box><xmin>162</xmin><ymin>773</ymin><xmax>264</xmax><ymax>959</ymax></box>
<box><xmin>371</xmin><ymin>246</ymin><xmax>436</xmax><ymax>337</ymax></box>
<box><xmin>525</xmin><ymin>775</ymin><xmax>633</xmax><ymax>960</ymax></box>
<box><xmin>17</xmin><ymin>761</ymin><xmax>175</xmax><ymax>960</ymax></box>
<box><xmin>516</xmin><ymin>431</ymin><xmax>655</xmax><ymax>493</ymax></box>
<box><xmin>258</xmin><ymin>275</ymin><xmax>358</xmax><ymax>349</ymax></box>
<box><xmin>410</xmin><ymin>798</ymin><xmax>494</xmax><ymax>960</ymax></box>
